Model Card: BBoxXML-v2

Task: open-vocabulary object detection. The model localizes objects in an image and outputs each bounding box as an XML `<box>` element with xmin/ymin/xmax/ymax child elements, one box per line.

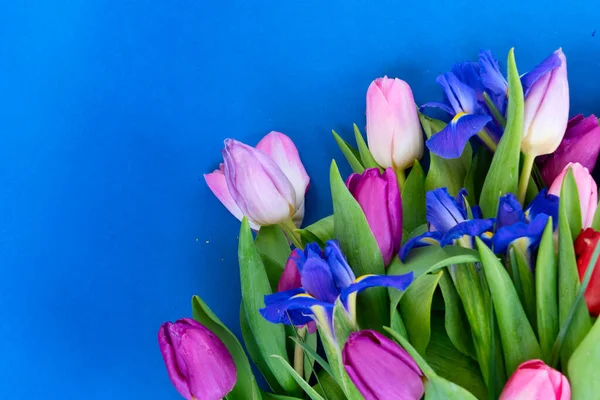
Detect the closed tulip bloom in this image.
<box><xmin>538</xmin><ymin>114</ymin><xmax>600</xmax><ymax>187</ymax></box>
<box><xmin>346</xmin><ymin>168</ymin><xmax>402</xmax><ymax>265</ymax></box>
<box><xmin>575</xmin><ymin>228</ymin><xmax>600</xmax><ymax>315</ymax></box>
<box><xmin>343</xmin><ymin>330</ymin><xmax>424</xmax><ymax>400</ymax></box>
<box><xmin>366</xmin><ymin>77</ymin><xmax>423</xmax><ymax>170</ymax></box>
<box><xmin>548</xmin><ymin>163</ymin><xmax>598</xmax><ymax>228</ymax></box>
<box><xmin>158</xmin><ymin>319</ymin><xmax>236</xmax><ymax>400</ymax></box>
<box><xmin>205</xmin><ymin>132</ymin><xmax>309</xmax><ymax>227</ymax></box>
<box><xmin>500</xmin><ymin>360</ymin><xmax>570</xmax><ymax>400</ymax></box>
<box><xmin>521</xmin><ymin>49</ymin><xmax>569</xmax><ymax>157</ymax></box>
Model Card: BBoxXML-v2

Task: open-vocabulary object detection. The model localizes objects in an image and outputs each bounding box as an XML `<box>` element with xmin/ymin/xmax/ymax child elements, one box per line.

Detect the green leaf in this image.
<box><xmin>402</xmin><ymin>159</ymin><xmax>427</xmax><ymax>233</ymax></box>
<box><xmin>330</xmin><ymin>160</ymin><xmax>388</xmax><ymax>330</ymax></box>
<box><xmin>508</xmin><ymin>244</ymin><xmax>537</xmax><ymax>332</ymax></box>
<box><xmin>271</xmin><ymin>356</ymin><xmax>325</xmax><ymax>400</ymax></box>
<box><xmin>400</xmin><ymin>271</ymin><xmax>444</xmax><ymax>354</ymax></box>
<box><xmin>313</xmin><ymin>371</ymin><xmax>347</xmax><ymax>400</ymax></box>
<box><xmin>483</xmin><ymin>92</ymin><xmax>506</xmax><ymax>127</ymax></box>
<box><xmin>353</xmin><ymin>124</ymin><xmax>380</xmax><ymax>169</ymax></box>
<box><xmin>238</xmin><ymin>218</ymin><xmax>299</xmax><ymax>394</ymax></box>
<box><xmin>385</xmin><ymin>327</ymin><xmax>478</xmax><ymax>400</ymax></box>
<box><xmin>240</xmin><ymin>305</ymin><xmax>282</xmax><ymax>393</ymax></box>
<box><xmin>426</xmin><ymin>315</ymin><xmax>488</xmax><ymax>400</ymax></box>
<box><xmin>191</xmin><ymin>296</ymin><xmax>261</xmax><ymax>400</ymax></box>
<box><xmin>438</xmin><ymin>271</ymin><xmax>476</xmax><ymax>360</ymax></box>
<box><xmin>591</xmin><ymin>197</ymin><xmax>600</xmax><ymax>231</ymax></box>
<box><xmin>388</xmin><ymin>245</ymin><xmax>481</xmax><ymax>281</ymax></box>
<box><xmin>476</xmin><ymin>237</ymin><xmax>542</xmax><ymax>376</ymax></box>
<box><xmin>297</xmin><ymin>215</ymin><xmax>334</xmax><ymax>247</ymax></box>
<box><xmin>560</xmin><ymin>168</ymin><xmax>583</xmax><ymax>239</ymax></box>
<box><xmin>290</xmin><ymin>336</ymin><xmax>336</xmax><ymax>380</ymax></box>
<box><xmin>332</xmin><ymin>130</ymin><xmax>364</xmax><ymax>173</ymax></box>
<box><xmin>419</xmin><ymin>113</ymin><xmax>472</xmax><ymax>196</ymax></box>
<box><xmin>303</xmin><ymin>330</ymin><xmax>318</xmax><ymax>381</ymax></box>
<box><xmin>261</xmin><ymin>393</ymin><xmax>301</xmax><ymax>400</ymax></box>
<box><xmin>557</xmin><ymin>180</ymin><xmax>592</xmax><ymax>365</ymax></box>
<box><xmin>463</xmin><ymin>147</ymin><xmax>493</xmax><ymax>206</ymax></box>
<box><xmin>479</xmin><ymin>48</ymin><xmax>524</xmax><ymax>218</ymax></box>
<box><xmin>535</xmin><ymin>218</ymin><xmax>559</xmax><ymax>362</ymax></box>
<box><xmin>256</xmin><ymin>225</ymin><xmax>291</xmax><ymax>290</ymax></box>
<box><xmin>568</xmin><ymin>318</ymin><xmax>600</xmax><ymax>399</ymax></box>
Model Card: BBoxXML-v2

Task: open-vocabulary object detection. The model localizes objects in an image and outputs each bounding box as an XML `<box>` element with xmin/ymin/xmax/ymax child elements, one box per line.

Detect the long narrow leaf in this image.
<box><xmin>535</xmin><ymin>218</ymin><xmax>558</xmax><ymax>362</ymax></box>
<box><xmin>402</xmin><ymin>160</ymin><xmax>427</xmax><ymax>233</ymax></box>
<box><xmin>332</xmin><ymin>130</ymin><xmax>364</xmax><ymax>173</ymax></box>
<box><xmin>271</xmin><ymin>356</ymin><xmax>325</xmax><ymax>400</ymax></box>
<box><xmin>353</xmin><ymin>124</ymin><xmax>380</xmax><ymax>169</ymax></box>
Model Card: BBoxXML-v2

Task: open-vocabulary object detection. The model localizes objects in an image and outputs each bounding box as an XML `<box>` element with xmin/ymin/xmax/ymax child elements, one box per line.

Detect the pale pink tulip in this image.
<box><xmin>549</xmin><ymin>162</ymin><xmax>598</xmax><ymax>228</ymax></box>
<box><xmin>500</xmin><ymin>360</ymin><xmax>570</xmax><ymax>400</ymax></box>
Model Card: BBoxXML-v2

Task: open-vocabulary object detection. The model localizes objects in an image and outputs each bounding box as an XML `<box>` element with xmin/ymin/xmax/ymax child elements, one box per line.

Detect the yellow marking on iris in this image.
<box><xmin>452</xmin><ymin>111</ymin><xmax>467</xmax><ymax>123</ymax></box>
<box><xmin>423</xmin><ymin>237</ymin><xmax>440</xmax><ymax>245</ymax></box>
<box><xmin>354</xmin><ymin>274</ymin><xmax>375</xmax><ymax>283</ymax></box>
<box><xmin>291</xmin><ymin>293</ymin><xmax>315</xmax><ymax>299</ymax></box>
<box><xmin>482</xmin><ymin>231</ymin><xmax>493</xmax><ymax>239</ymax></box>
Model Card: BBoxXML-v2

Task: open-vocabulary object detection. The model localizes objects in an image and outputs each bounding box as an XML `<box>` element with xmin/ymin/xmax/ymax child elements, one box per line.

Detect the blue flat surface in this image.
<box><xmin>1</xmin><ymin>1</ymin><xmax>600</xmax><ymax>398</ymax></box>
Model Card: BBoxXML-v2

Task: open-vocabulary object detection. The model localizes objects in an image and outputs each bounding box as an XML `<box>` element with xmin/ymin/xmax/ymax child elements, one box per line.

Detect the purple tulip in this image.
<box><xmin>158</xmin><ymin>318</ymin><xmax>236</xmax><ymax>400</ymax></box>
<box><xmin>366</xmin><ymin>77</ymin><xmax>423</xmax><ymax>170</ymax></box>
<box><xmin>343</xmin><ymin>330</ymin><xmax>424</xmax><ymax>400</ymax></box>
<box><xmin>538</xmin><ymin>114</ymin><xmax>600</xmax><ymax>186</ymax></box>
<box><xmin>522</xmin><ymin>49</ymin><xmax>569</xmax><ymax>157</ymax></box>
<box><xmin>346</xmin><ymin>168</ymin><xmax>402</xmax><ymax>265</ymax></box>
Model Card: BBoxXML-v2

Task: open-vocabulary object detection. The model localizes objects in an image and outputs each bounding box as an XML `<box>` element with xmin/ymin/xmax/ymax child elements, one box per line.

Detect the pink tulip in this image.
<box><xmin>549</xmin><ymin>162</ymin><xmax>598</xmax><ymax>228</ymax></box>
<box><xmin>522</xmin><ymin>49</ymin><xmax>569</xmax><ymax>157</ymax></box>
<box><xmin>158</xmin><ymin>318</ymin><xmax>237</xmax><ymax>400</ymax></box>
<box><xmin>346</xmin><ymin>168</ymin><xmax>402</xmax><ymax>265</ymax></box>
<box><xmin>366</xmin><ymin>77</ymin><xmax>423</xmax><ymax>170</ymax></box>
<box><xmin>538</xmin><ymin>114</ymin><xmax>600</xmax><ymax>186</ymax></box>
<box><xmin>204</xmin><ymin>132</ymin><xmax>309</xmax><ymax>227</ymax></box>
<box><xmin>500</xmin><ymin>360</ymin><xmax>570</xmax><ymax>400</ymax></box>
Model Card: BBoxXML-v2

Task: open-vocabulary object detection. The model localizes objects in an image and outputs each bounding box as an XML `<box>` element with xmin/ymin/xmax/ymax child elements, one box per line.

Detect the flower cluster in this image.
<box><xmin>158</xmin><ymin>47</ymin><xmax>600</xmax><ymax>400</ymax></box>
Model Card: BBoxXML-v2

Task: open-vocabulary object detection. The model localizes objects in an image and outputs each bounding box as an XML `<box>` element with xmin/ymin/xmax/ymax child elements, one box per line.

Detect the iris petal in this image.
<box><xmin>493</xmin><ymin>214</ymin><xmax>550</xmax><ymax>253</ymax></box>
<box><xmin>426</xmin><ymin>113</ymin><xmax>492</xmax><ymax>159</ymax></box>
<box><xmin>437</xmin><ymin>72</ymin><xmax>478</xmax><ymax>114</ymax></box>
<box><xmin>420</xmin><ymin>101</ymin><xmax>455</xmax><ymax>116</ymax></box>
<box><xmin>260</xmin><ymin>292</ymin><xmax>329</xmax><ymax>326</ymax></box>
<box><xmin>526</xmin><ymin>189</ymin><xmax>559</xmax><ymax>226</ymax></box>
<box><xmin>301</xmin><ymin>257</ymin><xmax>340</xmax><ymax>303</ymax></box>
<box><xmin>426</xmin><ymin>188</ymin><xmax>468</xmax><ymax>234</ymax></box>
<box><xmin>520</xmin><ymin>52</ymin><xmax>561</xmax><ymax>97</ymax></box>
<box><xmin>399</xmin><ymin>231</ymin><xmax>443</xmax><ymax>262</ymax></box>
<box><xmin>324</xmin><ymin>240</ymin><xmax>356</xmax><ymax>289</ymax></box>
<box><xmin>440</xmin><ymin>218</ymin><xmax>496</xmax><ymax>246</ymax></box>
<box><xmin>496</xmin><ymin>193</ymin><xmax>526</xmax><ymax>230</ymax></box>
<box><xmin>451</xmin><ymin>61</ymin><xmax>484</xmax><ymax>101</ymax></box>
<box><xmin>339</xmin><ymin>273</ymin><xmax>414</xmax><ymax>306</ymax></box>
<box><xmin>478</xmin><ymin>50</ymin><xmax>508</xmax><ymax>96</ymax></box>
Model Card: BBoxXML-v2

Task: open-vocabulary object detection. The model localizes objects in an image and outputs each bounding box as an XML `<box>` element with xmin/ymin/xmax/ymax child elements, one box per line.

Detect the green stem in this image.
<box><xmin>394</xmin><ymin>166</ymin><xmax>406</xmax><ymax>191</ymax></box>
<box><xmin>518</xmin><ymin>154</ymin><xmax>535</xmax><ymax>205</ymax></box>
<box><xmin>280</xmin><ymin>219</ymin><xmax>303</xmax><ymax>249</ymax></box>
<box><xmin>293</xmin><ymin>328</ymin><xmax>307</xmax><ymax>377</ymax></box>
<box><xmin>477</xmin><ymin>130</ymin><xmax>498</xmax><ymax>152</ymax></box>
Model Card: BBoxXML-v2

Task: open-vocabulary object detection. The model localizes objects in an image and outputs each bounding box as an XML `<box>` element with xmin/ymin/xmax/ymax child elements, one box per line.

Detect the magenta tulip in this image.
<box><xmin>549</xmin><ymin>162</ymin><xmax>598</xmax><ymax>228</ymax></box>
<box><xmin>500</xmin><ymin>360</ymin><xmax>570</xmax><ymax>400</ymax></box>
<box><xmin>522</xmin><ymin>49</ymin><xmax>569</xmax><ymax>157</ymax></box>
<box><xmin>158</xmin><ymin>318</ymin><xmax>236</xmax><ymax>400</ymax></box>
<box><xmin>343</xmin><ymin>330</ymin><xmax>424</xmax><ymax>400</ymax></box>
<box><xmin>538</xmin><ymin>114</ymin><xmax>600</xmax><ymax>186</ymax></box>
<box><xmin>366</xmin><ymin>77</ymin><xmax>423</xmax><ymax>171</ymax></box>
<box><xmin>347</xmin><ymin>168</ymin><xmax>402</xmax><ymax>265</ymax></box>
<box><xmin>204</xmin><ymin>132</ymin><xmax>309</xmax><ymax>227</ymax></box>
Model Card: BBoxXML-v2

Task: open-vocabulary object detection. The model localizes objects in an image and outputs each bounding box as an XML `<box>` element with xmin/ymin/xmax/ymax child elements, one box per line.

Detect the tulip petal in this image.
<box><xmin>399</xmin><ymin>231</ymin><xmax>443</xmax><ymax>262</ymax></box>
<box><xmin>324</xmin><ymin>240</ymin><xmax>356</xmax><ymax>289</ymax></box>
<box><xmin>426</xmin><ymin>188</ymin><xmax>468</xmax><ymax>234</ymax></box>
<box><xmin>493</xmin><ymin>214</ymin><xmax>549</xmax><ymax>253</ymax></box>
<box><xmin>256</xmin><ymin>131</ymin><xmax>310</xmax><ymax>212</ymax></box>
<box><xmin>520</xmin><ymin>51</ymin><xmax>561</xmax><ymax>97</ymax></box>
<box><xmin>277</xmin><ymin>249</ymin><xmax>303</xmax><ymax>292</ymax></box>
<box><xmin>158</xmin><ymin>323</ymin><xmax>193</xmax><ymax>400</ymax></box>
<box><xmin>426</xmin><ymin>113</ymin><xmax>492</xmax><ymax>159</ymax></box>
<box><xmin>339</xmin><ymin>273</ymin><xmax>414</xmax><ymax>307</ymax></box>
<box><xmin>440</xmin><ymin>218</ymin><xmax>496</xmax><ymax>247</ymax></box>
<box><xmin>366</xmin><ymin>79</ymin><xmax>396</xmax><ymax>168</ymax></box>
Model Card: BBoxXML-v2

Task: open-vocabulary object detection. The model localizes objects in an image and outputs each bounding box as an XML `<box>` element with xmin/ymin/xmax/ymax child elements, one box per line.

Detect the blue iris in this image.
<box><xmin>260</xmin><ymin>241</ymin><xmax>413</xmax><ymax>333</ymax></box>
<box><xmin>400</xmin><ymin>188</ymin><xmax>495</xmax><ymax>261</ymax></box>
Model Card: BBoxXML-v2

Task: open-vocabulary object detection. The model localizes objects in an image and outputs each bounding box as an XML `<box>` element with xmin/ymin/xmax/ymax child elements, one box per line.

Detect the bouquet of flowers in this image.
<box><xmin>157</xmin><ymin>47</ymin><xmax>600</xmax><ymax>400</ymax></box>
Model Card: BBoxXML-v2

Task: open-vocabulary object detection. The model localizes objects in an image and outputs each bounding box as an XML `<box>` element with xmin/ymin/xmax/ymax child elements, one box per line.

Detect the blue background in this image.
<box><xmin>2</xmin><ymin>1</ymin><xmax>599</xmax><ymax>398</ymax></box>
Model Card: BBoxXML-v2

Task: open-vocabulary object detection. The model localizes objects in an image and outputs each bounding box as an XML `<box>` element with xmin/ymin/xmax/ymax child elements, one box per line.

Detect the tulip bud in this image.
<box><xmin>575</xmin><ymin>228</ymin><xmax>600</xmax><ymax>315</ymax></box>
<box><xmin>538</xmin><ymin>114</ymin><xmax>600</xmax><ymax>186</ymax></box>
<box><xmin>158</xmin><ymin>318</ymin><xmax>236</xmax><ymax>400</ymax></box>
<box><xmin>548</xmin><ymin>163</ymin><xmax>598</xmax><ymax>228</ymax></box>
<box><xmin>521</xmin><ymin>49</ymin><xmax>569</xmax><ymax>157</ymax></box>
<box><xmin>346</xmin><ymin>168</ymin><xmax>402</xmax><ymax>265</ymax></box>
<box><xmin>366</xmin><ymin>77</ymin><xmax>423</xmax><ymax>170</ymax></box>
<box><xmin>221</xmin><ymin>138</ymin><xmax>296</xmax><ymax>226</ymax></box>
<box><xmin>343</xmin><ymin>330</ymin><xmax>424</xmax><ymax>400</ymax></box>
<box><xmin>499</xmin><ymin>359</ymin><xmax>570</xmax><ymax>400</ymax></box>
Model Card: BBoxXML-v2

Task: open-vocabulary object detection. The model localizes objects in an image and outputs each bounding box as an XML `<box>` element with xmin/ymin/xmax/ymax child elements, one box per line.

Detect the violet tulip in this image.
<box><xmin>499</xmin><ymin>360</ymin><xmax>570</xmax><ymax>400</ymax></box>
<box><xmin>204</xmin><ymin>132</ymin><xmax>309</xmax><ymax>227</ymax></box>
<box><xmin>158</xmin><ymin>318</ymin><xmax>236</xmax><ymax>400</ymax></box>
<box><xmin>346</xmin><ymin>168</ymin><xmax>402</xmax><ymax>265</ymax></box>
<box><xmin>575</xmin><ymin>228</ymin><xmax>600</xmax><ymax>316</ymax></box>
<box><xmin>343</xmin><ymin>330</ymin><xmax>424</xmax><ymax>400</ymax></box>
<box><xmin>521</xmin><ymin>49</ymin><xmax>569</xmax><ymax>157</ymax></box>
<box><xmin>538</xmin><ymin>114</ymin><xmax>600</xmax><ymax>186</ymax></box>
<box><xmin>366</xmin><ymin>77</ymin><xmax>423</xmax><ymax>171</ymax></box>
<box><xmin>549</xmin><ymin>162</ymin><xmax>598</xmax><ymax>228</ymax></box>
